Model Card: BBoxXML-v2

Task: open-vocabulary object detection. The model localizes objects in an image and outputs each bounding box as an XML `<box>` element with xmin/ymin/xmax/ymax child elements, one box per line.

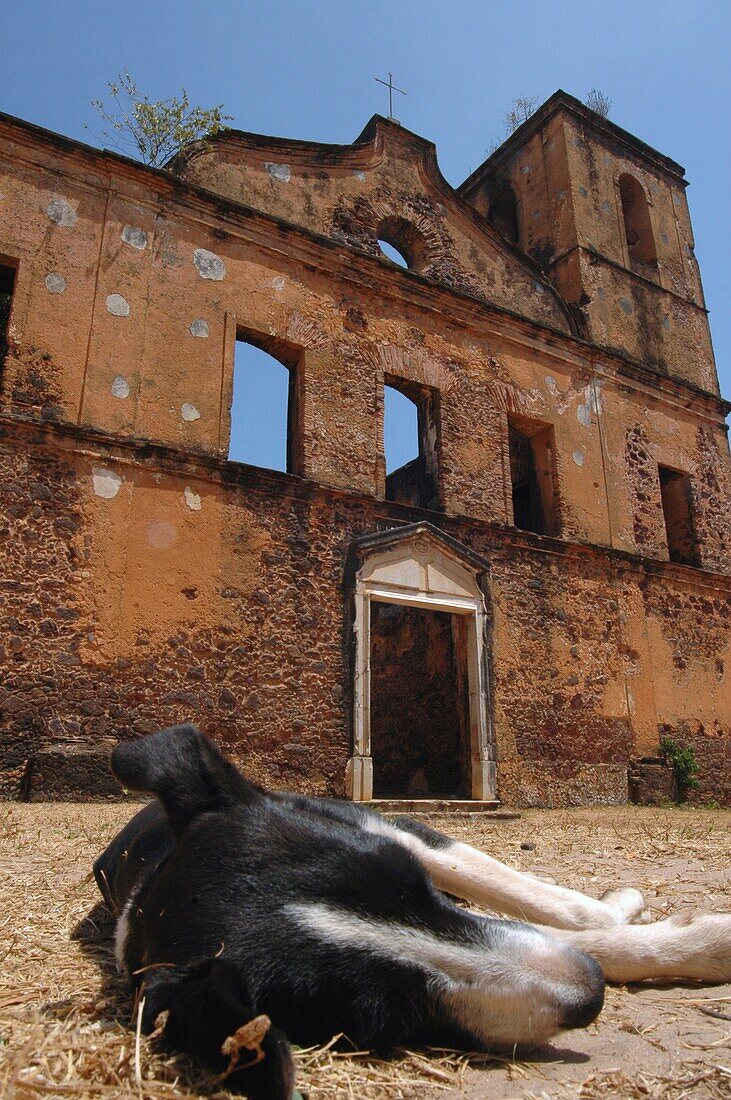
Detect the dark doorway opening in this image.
<box><xmin>369</xmin><ymin>603</ymin><xmax>471</xmax><ymax>798</ymax></box>
<box><xmin>658</xmin><ymin>465</ymin><xmax>698</xmax><ymax>566</ymax></box>
<box><xmin>508</xmin><ymin>416</ymin><xmax>560</xmax><ymax>536</ymax></box>
<box><xmin>0</xmin><ymin>263</ymin><xmax>17</xmax><ymax>376</ymax></box>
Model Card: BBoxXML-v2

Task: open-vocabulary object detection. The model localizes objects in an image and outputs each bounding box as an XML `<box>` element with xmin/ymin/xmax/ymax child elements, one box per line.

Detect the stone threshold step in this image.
<box><xmin>368</xmin><ymin>798</ymin><xmax>520</xmax><ymax>818</ymax></box>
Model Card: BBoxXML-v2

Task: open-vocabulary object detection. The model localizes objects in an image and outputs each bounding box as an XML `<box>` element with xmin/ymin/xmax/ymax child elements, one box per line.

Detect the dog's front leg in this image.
<box><xmin>537</xmin><ymin>911</ymin><xmax>731</xmax><ymax>983</ymax></box>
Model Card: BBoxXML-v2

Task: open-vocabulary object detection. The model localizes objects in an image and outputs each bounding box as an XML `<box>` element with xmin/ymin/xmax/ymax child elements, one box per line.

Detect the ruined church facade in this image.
<box><xmin>0</xmin><ymin>91</ymin><xmax>729</xmax><ymax>805</ymax></box>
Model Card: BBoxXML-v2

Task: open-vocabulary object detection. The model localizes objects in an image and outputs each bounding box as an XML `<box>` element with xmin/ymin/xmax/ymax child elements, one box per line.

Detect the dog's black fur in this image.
<box><xmin>95</xmin><ymin>724</ymin><xmax>604</xmax><ymax>1098</ymax></box>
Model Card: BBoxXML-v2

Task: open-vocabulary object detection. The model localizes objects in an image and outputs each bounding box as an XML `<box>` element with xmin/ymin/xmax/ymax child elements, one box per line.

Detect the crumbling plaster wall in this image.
<box><xmin>1</xmin><ymin>423</ymin><xmax>729</xmax><ymax>805</ymax></box>
<box><xmin>172</xmin><ymin>118</ymin><xmax>573</xmax><ymax>334</ymax></box>
<box><xmin>0</xmin><ymin>117</ymin><xmax>729</xmax><ymax>807</ymax></box>
<box><xmin>1</xmin><ymin>130</ymin><xmax>727</xmax><ymax>563</ymax></box>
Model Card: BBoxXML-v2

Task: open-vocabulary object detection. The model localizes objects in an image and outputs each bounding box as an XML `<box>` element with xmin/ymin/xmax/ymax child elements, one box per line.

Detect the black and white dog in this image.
<box><xmin>95</xmin><ymin>724</ymin><xmax>731</xmax><ymax>1099</ymax></box>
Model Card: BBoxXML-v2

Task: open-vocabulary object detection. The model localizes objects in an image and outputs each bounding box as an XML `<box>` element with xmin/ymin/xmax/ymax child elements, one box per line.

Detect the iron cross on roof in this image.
<box><xmin>375</xmin><ymin>72</ymin><xmax>407</xmax><ymax>121</ymax></box>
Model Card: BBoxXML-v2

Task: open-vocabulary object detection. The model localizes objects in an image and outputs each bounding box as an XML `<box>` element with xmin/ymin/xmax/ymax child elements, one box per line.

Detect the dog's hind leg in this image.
<box><xmin>377</xmin><ymin>817</ymin><xmax>648</xmax><ymax>931</ymax></box>
<box><xmin>538</xmin><ymin>911</ymin><xmax>731</xmax><ymax>983</ymax></box>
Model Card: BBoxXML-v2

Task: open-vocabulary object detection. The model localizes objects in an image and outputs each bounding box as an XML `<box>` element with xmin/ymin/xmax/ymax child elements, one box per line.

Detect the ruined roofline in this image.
<box><xmin>0</xmin><ymin>107</ymin><xmax>577</xmax><ymax>338</ymax></box>
<box><xmin>169</xmin><ymin>113</ymin><xmax>438</xmax><ymax>171</ymax></box>
<box><xmin>3</xmin><ymin>108</ymin><xmax>726</xmax><ymax>412</ymax></box>
<box><xmin>458</xmin><ymin>89</ymin><xmax>687</xmax><ymax>197</ymax></box>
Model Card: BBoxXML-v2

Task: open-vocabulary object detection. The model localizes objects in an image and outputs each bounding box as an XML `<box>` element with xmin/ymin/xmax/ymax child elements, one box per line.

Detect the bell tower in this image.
<box><xmin>459</xmin><ymin>91</ymin><xmax>719</xmax><ymax>396</ymax></box>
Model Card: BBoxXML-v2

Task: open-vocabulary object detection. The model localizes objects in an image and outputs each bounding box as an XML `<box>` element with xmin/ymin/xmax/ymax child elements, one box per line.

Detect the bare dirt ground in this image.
<box><xmin>0</xmin><ymin>803</ymin><xmax>729</xmax><ymax>1099</ymax></box>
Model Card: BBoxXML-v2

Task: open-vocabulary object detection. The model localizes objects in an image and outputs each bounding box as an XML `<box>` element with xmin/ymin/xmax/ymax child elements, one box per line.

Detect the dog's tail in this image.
<box><xmin>111</xmin><ymin>724</ymin><xmax>258</xmax><ymax>837</ymax></box>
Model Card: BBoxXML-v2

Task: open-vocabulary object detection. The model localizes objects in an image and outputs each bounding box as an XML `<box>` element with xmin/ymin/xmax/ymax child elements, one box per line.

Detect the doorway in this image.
<box><xmin>346</xmin><ymin>523</ymin><xmax>495</xmax><ymax>802</ymax></box>
<box><xmin>370</xmin><ymin>603</ymin><xmax>471</xmax><ymax>797</ymax></box>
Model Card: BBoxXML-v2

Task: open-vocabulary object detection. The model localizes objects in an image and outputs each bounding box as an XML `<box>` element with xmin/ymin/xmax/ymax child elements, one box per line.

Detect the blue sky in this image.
<box><xmin>2</xmin><ymin>1</ymin><xmax>729</xmax><ymax>470</ymax></box>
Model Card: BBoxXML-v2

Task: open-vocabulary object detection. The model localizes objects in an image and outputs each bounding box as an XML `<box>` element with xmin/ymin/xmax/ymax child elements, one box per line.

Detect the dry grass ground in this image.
<box><xmin>0</xmin><ymin>803</ymin><xmax>729</xmax><ymax>1099</ymax></box>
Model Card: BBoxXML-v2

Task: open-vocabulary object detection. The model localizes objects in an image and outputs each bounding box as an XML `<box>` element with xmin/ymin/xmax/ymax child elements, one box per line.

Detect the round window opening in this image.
<box><xmin>378</xmin><ymin>238</ymin><xmax>409</xmax><ymax>267</ymax></box>
<box><xmin>375</xmin><ymin>216</ymin><xmax>429</xmax><ymax>273</ymax></box>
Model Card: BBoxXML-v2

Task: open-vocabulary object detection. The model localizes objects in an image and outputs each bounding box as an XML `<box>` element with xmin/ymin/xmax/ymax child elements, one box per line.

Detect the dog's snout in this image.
<box><xmin>560</xmin><ymin>952</ymin><xmax>605</xmax><ymax>1031</ymax></box>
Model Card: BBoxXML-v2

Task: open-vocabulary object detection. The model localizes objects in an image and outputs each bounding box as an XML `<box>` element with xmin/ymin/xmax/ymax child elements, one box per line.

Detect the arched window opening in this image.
<box><xmin>508</xmin><ymin>415</ymin><xmax>560</xmax><ymax>537</ymax></box>
<box><xmin>618</xmin><ymin>174</ymin><xmax>657</xmax><ymax>271</ymax></box>
<box><xmin>487</xmin><ymin>187</ymin><xmax>520</xmax><ymax>246</ymax></box>
<box><xmin>383</xmin><ymin>377</ymin><xmax>441</xmax><ymax>509</ymax></box>
<box><xmin>228</xmin><ymin>330</ymin><xmax>301</xmax><ymax>474</ymax></box>
<box><xmin>375</xmin><ymin>216</ymin><xmax>429</xmax><ymax>273</ymax></box>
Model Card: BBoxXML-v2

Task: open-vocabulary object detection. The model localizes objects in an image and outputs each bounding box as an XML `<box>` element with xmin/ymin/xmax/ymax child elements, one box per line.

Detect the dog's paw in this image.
<box><xmin>600</xmin><ymin>886</ymin><xmax>650</xmax><ymax>925</ymax></box>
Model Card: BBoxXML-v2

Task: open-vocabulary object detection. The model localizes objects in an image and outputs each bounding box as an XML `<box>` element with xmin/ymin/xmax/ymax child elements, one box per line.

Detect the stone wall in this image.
<box><xmin>1</xmin><ymin>421</ymin><xmax>728</xmax><ymax>806</ymax></box>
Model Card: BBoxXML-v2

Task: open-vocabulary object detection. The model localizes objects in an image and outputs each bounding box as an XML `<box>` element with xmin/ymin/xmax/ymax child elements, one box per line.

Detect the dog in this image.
<box><xmin>94</xmin><ymin>724</ymin><xmax>731</xmax><ymax>1098</ymax></box>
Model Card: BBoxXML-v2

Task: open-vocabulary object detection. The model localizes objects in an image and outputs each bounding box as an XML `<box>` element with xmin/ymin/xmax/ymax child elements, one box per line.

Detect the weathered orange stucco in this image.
<box><xmin>0</xmin><ymin>90</ymin><xmax>729</xmax><ymax>805</ymax></box>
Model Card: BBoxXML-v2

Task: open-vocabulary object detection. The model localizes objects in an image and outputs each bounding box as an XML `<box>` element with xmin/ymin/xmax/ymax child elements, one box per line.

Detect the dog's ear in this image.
<box><xmin>142</xmin><ymin>958</ymin><xmax>296</xmax><ymax>1100</ymax></box>
<box><xmin>111</xmin><ymin>725</ymin><xmax>257</xmax><ymax>836</ymax></box>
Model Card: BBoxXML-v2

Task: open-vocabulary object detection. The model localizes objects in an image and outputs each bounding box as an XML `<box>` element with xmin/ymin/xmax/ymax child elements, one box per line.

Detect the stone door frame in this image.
<box><xmin>346</xmin><ymin>523</ymin><xmax>496</xmax><ymax>801</ymax></box>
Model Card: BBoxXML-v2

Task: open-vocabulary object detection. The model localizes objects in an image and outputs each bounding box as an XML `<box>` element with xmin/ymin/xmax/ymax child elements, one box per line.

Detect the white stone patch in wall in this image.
<box><xmin>572</xmin><ymin>450</ymin><xmax>585</xmax><ymax>467</ymax></box>
<box><xmin>147</xmin><ymin>520</ymin><xmax>176</xmax><ymax>550</ymax></box>
<box><xmin>44</xmin><ymin>273</ymin><xmax>67</xmax><ymax>294</ymax></box>
<box><xmin>106</xmin><ymin>293</ymin><xmax>130</xmax><ymax>317</ymax></box>
<box><xmin>189</xmin><ymin>318</ymin><xmax>210</xmax><ymax>338</ymax></box>
<box><xmin>534</xmin><ymin>281</ymin><xmax>544</xmax><ymax>294</ymax></box>
<box><xmin>92</xmin><ymin>466</ymin><xmax>122</xmax><ymax>499</ymax></box>
<box><xmin>544</xmin><ymin>376</ymin><xmax>559</xmax><ymax>398</ymax></box>
<box><xmin>272</xmin><ymin>276</ymin><xmax>286</xmax><ymax>291</ymax></box>
<box><xmin>352</xmin><ymin>169</ymin><xmax>366</xmax><ymax>181</ymax></box>
<box><xmin>193</xmin><ymin>248</ymin><xmax>226</xmax><ymax>280</ymax></box>
<box><xmin>578</xmin><ymin>186</ymin><xmax>588</xmax><ymax>198</ymax></box>
<box><xmin>265</xmin><ymin>162</ymin><xmax>291</xmax><ymax>183</ymax></box>
<box><xmin>47</xmin><ymin>197</ymin><xmax>77</xmax><ymax>227</ymax></box>
<box><xmin>576</xmin><ymin>382</ymin><xmax>602</xmax><ymax>428</ymax></box>
<box><xmin>181</xmin><ymin>402</ymin><xmax>201</xmax><ymax>422</ymax></box>
<box><xmin>111</xmin><ymin>375</ymin><xmax>130</xmax><ymax>399</ymax></box>
<box><xmin>121</xmin><ymin>225</ymin><xmax>148</xmax><ymax>250</ymax></box>
<box><xmin>184</xmin><ymin>486</ymin><xmax>202</xmax><ymax>511</ymax></box>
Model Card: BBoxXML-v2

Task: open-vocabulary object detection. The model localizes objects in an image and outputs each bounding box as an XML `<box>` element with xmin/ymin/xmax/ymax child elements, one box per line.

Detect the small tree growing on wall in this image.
<box><xmin>585</xmin><ymin>88</ymin><xmax>612</xmax><ymax>118</ymax></box>
<box><xmin>88</xmin><ymin>72</ymin><xmax>232</xmax><ymax>168</ymax></box>
<box><xmin>504</xmin><ymin>96</ymin><xmax>539</xmax><ymax>135</ymax></box>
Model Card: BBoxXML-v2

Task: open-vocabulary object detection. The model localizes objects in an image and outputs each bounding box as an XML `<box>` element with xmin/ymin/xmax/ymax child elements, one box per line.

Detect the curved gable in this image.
<box><xmin>172</xmin><ymin>116</ymin><xmax>575</xmax><ymax>335</ymax></box>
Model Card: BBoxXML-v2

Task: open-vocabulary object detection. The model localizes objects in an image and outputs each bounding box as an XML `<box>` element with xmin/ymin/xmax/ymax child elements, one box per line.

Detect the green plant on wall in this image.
<box><xmin>659</xmin><ymin>737</ymin><xmax>700</xmax><ymax>802</ymax></box>
<box><xmin>88</xmin><ymin>72</ymin><xmax>232</xmax><ymax>168</ymax></box>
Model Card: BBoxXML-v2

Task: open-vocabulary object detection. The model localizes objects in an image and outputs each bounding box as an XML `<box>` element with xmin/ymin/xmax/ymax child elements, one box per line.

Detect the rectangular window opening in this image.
<box><xmin>658</xmin><ymin>465</ymin><xmax>698</xmax><ymax>566</ymax></box>
<box><xmin>0</xmin><ymin>262</ymin><xmax>17</xmax><ymax>375</ymax></box>
<box><xmin>228</xmin><ymin>330</ymin><xmax>302</xmax><ymax>475</ymax></box>
<box><xmin>383</xmin><ymin>376</ymin><xmax>442</xmax><ymax>510</ymax></box>
<box><xmin>508</xmin><ymin>417</ymin><xmax>560</xmax><ymax>536</ymax></box>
